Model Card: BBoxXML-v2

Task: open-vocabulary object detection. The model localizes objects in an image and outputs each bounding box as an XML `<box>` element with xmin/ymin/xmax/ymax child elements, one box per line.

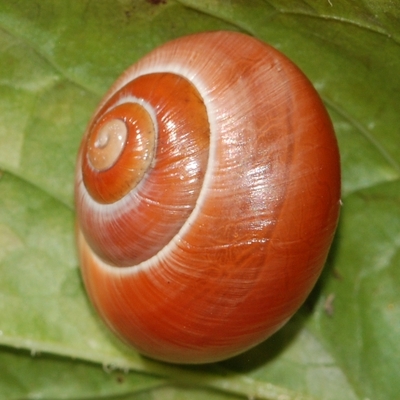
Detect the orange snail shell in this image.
<box><xmin>75</xmin><ymin>31</ymin><xmax>341</xmax><ymax>364</ymax></box>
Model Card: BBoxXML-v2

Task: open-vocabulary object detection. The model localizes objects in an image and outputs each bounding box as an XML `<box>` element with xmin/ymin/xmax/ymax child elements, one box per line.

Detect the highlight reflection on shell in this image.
<box><xmin>75</xmin><ymin>31</ymin><xmax>341</xmax><ymax>364</ymax></box>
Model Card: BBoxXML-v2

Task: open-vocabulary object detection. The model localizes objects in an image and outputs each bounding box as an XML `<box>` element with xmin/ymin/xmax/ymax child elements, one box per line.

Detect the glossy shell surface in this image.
<box><xmin>75</xmin><ymin>31</ymin><xmax>341</xmax><ymax>364</ymax></box>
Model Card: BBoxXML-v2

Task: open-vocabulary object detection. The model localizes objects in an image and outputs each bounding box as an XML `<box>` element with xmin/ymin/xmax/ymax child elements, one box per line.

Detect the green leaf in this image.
<box><xmin>0</xmin><ymin>1</ymin><xmax>399</xmax><ymax>399</ymax></box>
<box><xmin>0</xmin><ymin>346</ymin><xmax>165</xmax><ymax>400</ymax></box>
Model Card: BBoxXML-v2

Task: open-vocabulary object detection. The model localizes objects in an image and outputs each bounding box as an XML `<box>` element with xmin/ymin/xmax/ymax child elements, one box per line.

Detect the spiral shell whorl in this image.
<box><xmin>77</xmin><ymin>73</ymin><xmax>210</xmax><ymax>266</ymax></box>
<box><xmin>76</xmin><ymin>31</ymin><xmax>341</xmax><ymax>364</ymax></box>
<box><xmin>83</xmin><ymin>101</ymin><xmax>156</xmax><ymax>203</ymax></box>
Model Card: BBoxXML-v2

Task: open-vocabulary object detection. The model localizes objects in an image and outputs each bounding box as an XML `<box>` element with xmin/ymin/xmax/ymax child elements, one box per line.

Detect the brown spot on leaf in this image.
<box><xmin>324</xmin><ymin>293</ymin><xmax>335</xmax><ymax>317</ymax></box>
<box><xmin>147</xmin><ymin>0</ymin><xmax>167</xmax><ymax>4</ymax></box>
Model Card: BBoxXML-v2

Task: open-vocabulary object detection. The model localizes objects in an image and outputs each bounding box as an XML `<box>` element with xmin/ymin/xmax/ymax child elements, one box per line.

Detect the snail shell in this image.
<box><xmin>75</xmin><ymin>31</ymin><xmax>341</xmax><ymax>364</ymax></box>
